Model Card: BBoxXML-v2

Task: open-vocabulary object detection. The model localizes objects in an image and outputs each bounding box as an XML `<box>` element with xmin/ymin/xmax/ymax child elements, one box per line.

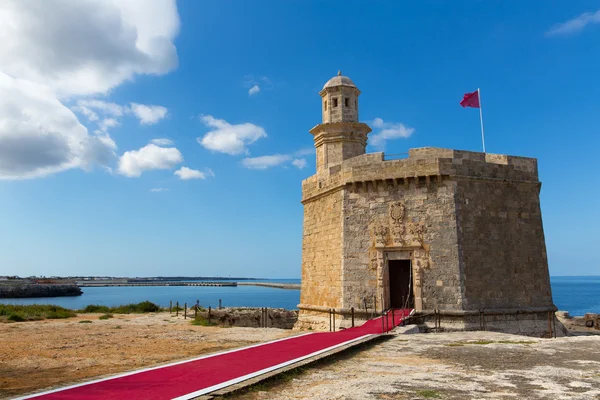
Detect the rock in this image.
<box><xmin>584</xmin><ymin>313</ymin><xmax>599</xmax><ymax>329</ymax></box>
<box><xmin>395</xmin><ymin>324</ymin><xmax>420</xmax><ymax>334</ymax></box>
<box><xmin>193</xmin><ymin>307</ymin><xmax>298</xmax><ymax>329</ymax></box>
<box><xmin>556</xmin><ymin>311</ymin><xmax>571</xmax><ymax>320</ymax></box>
<box><xmin>0</xmin><ymin>284</ymin><xmax>82</xmax><ymax>298</ymax></box>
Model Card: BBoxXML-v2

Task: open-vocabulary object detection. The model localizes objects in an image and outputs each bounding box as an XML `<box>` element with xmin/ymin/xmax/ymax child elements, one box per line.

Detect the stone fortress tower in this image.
<box><xmin>296</xmin><ymin>72</ymin><xmax>563</xmax><ymax>337</ymax></box>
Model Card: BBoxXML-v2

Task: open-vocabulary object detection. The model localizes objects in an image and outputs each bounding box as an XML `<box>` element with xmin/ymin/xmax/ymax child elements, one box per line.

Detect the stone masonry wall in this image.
<box><xmin>341</xmin><ymin>177</ymin><xmax>463</xmax><ymax>311</ymax></box>
<box><xmin>299</xmin><ymin>189</ymin><xmax>344</xmax><ymax>309</ymax></box>
<box><xmin>455</xmin><ymin>177</ymin><xmax>554</xmax><ymax>310</ymax></box>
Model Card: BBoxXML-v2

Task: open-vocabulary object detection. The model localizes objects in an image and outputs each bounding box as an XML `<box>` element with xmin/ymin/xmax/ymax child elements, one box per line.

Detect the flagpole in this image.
<box><xmin>478</xmin><ymin>88</ymin><xmax>486</xmax><ymax>153</ymax></box>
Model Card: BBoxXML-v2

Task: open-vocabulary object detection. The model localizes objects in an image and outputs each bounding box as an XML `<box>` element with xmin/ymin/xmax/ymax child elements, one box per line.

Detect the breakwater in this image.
<box><xmin>237</xmin><ymin>282</ymin><xmax>300</xmax><ymax>290</ymax></box>
<box><xmin>77</xmin><ymin>281</ymin><xmax>237</xmax><ymax>287</ymax></box>
<box><xmin>0</xmin><ymin>284</ymin><xmax>82</xmax><ymax>298</ymax></box>
<box><xmin>76</xmin><ymin>281</ymin><xmax>300</xmax><ymax>289</ymax></box>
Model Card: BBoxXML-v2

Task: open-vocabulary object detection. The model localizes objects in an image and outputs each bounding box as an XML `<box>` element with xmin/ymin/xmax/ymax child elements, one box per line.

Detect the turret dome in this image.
<box><xmin>323</xmin><ymin>70</ymin><xmax>357</xmax><ymax>90</ymax></box>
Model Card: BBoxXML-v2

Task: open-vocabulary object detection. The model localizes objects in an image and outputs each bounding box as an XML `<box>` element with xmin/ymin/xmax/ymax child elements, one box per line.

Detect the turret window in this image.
<box><xmin>332</xmin><ymin>98</ymin><xmax>338</xmax><ymax>108</ymax></box>
<box><xmin>345</xmin><ymin>97</ymin><xmax>349</xmax><ymax>107</ymax></box>
<box><xmin>324</xmin><ymin>100</ymin><xmax>327</xmax><ymax>111</ymax></box>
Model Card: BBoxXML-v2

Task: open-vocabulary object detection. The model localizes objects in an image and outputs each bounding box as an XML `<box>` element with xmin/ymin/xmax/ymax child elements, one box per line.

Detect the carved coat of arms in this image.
<box><xmin>390</xmin><ymin>201</ymin><xmax>405</xmax><ymax>224</ymax></box>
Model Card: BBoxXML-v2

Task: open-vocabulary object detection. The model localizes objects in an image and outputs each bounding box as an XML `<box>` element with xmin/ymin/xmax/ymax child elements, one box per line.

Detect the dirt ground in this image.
<box><xmin>3</xmin><ymin>315</ymin><xmax>600</xmax><ymax>400</ymax></box>
<box><xmin>231</xmin><ymin>330</ymin><xmax>600</xmax><ymax>400</ymax></box>
<box><xmin>0</xmin><ymin>313</ymin><xmax>295</xmax><ymax>399</ymax></box>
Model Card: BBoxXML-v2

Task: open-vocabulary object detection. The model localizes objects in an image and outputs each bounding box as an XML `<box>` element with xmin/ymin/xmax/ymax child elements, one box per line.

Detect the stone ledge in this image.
<box><xmin>297</xmin><ymin>303</ymin><xmax>375</xmax><ymax>319</ymax></box>
<box><xmin>418</xmin><ymin>306</ymin><xmax>558</xmax><ymax>316</ymax></box>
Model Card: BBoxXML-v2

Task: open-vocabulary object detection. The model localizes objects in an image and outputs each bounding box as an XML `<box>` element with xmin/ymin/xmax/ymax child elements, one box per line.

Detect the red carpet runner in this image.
<box><xmin>20</xmin><ymin>309</ymin><xmax>412</xmax><ymax>400</ymax></box>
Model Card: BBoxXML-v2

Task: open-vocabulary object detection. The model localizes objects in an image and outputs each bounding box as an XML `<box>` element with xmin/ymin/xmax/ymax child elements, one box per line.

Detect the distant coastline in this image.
<box><xmin>0</xmin><ymin>284</ymin><xmax>82</xmax><ymax>298</ymax></box>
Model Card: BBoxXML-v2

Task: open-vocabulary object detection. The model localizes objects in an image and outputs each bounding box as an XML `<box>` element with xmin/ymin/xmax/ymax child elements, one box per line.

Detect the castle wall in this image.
<box><xmin>455</xmin><ymin>176</ymin><xmax>554</xmax><ymax>310</ymax></box>
<box><xmin>341</xmin><ymin>177</ymin><xmax>464</xmax><ymax>312</ymax></box>
<box><xmin>299</xmin><ymin>189</ymin><xmax>344</xmax><ymax>310</ymax></box>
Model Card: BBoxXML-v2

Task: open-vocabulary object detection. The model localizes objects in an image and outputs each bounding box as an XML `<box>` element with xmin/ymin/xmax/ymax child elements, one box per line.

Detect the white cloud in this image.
<box><xmin>0</xmin><ymin>0</ymin><xmax>180</xmax><ymax>97</ymax></box>
<box><xmin>129</xmin><ymin>103</ymin><xmax>168</xmax><ymax>125</ymax></box>
<box><xmin>240</xmin><ymin>149</ymin><xmax>313</xmax><ymax>171</ymax></box>
<box><xmin>151</xmin><ymin>138</ymin><xmax>174</xmax><ymax>146</ymax></box>
<box><xmin>72</xmin><ymin>105</ymin><xmax>99</xmax><ymax>122</ymax></box>
<box><xmin>292</xmin><ymin>158</ymin><xmax>307</xmax><ymax>169</ymax></box>
<box><xmin>98</xmin><ymin>118</ymin><xmax>120</xmax><ymax>133</ymax></box>
<box><xmin>248</xmin><ymin>85</ymin><xmax>260</xmax><ymax>96</ymax></box>
<box><xmin>241</xmin><ymin>155</ymin><xmax>292</xmax><ymax>169</ymax></box>
<box><xmin>73</xmin><ymin>100</ymin><xmax>168</xmax><ymax>131</ymax></box>
<box><xmin>0</xmin><ymin>0</ymin><xmax>180</xmax><ymax>179</ymax></box>
<box><xmin>198</xmin><ymin>115</ymin><xmax>267</xmax><ymax>155</ymax></box>
<box><xmin>546</xmin><ymin>10</ymin><xmax>600</xmax><ymax>37</ymax></box>
<box><xmin>150</xmin><ymin>188</ymin><xmax>169</xmax><ymax>192</ymax></box>
<box><xmin>174</xmin><ymin>166</ymin><xmax>213</xmax><ymax>180</ymax></box>
<box><xmin>118</xmin><ymin>143</ymin><xmax>182</xmax><ymax>177</ymax></box>
<box><xmin>0</xmin><ymin>72</ymin><xmax>116</xmax><ymax>180</ymax></box>
<box><xmin>369</xmin><ymin>118</ymin><xmax>415</xmax><ymax>150</ymax></box>
<box><xmin>244</xmin><ymin>75</ymin><xmax>273</xmax><ymax>93</ymax></box>
<box><xmin>77</xmin><ymin>100</ymin><xmax>125</xmax><ymax>117</ymax></box>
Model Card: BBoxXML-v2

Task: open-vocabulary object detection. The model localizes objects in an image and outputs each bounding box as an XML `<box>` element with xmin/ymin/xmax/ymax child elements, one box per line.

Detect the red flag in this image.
<box><xmin>460</xmin><ymin>90</ymin><xmax>480</xmax><ymax>108</ymax></box>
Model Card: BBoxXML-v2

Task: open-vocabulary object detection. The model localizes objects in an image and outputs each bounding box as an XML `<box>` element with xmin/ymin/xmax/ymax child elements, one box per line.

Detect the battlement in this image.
<box><xmin>302</xmin><ymin>147</ymin><xmax>540</xmax><ymax>203</ymax></box>
<box><xmin>408</xmin><ymin>147</ymin><xmax>538</xmax><ymax>177</ymax></box>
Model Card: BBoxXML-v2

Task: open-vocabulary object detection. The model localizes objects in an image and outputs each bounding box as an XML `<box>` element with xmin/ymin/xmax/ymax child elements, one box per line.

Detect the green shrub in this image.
<box><xmin>7</xmin><ymin>313</ymin><xmax>25</xmax><ymax>322</ymax></box>
<box><xmin>0</xmin><ymin>304</ymin><xmax>76</xmax><ymax>322</ymax></box>
<box><xmin>79</xmin><ymin>320</ymin><xmax>93</xmax><ymax>324</ymax></box>
<box><xmin>191</xmin><ymin>315</ymin><xmax>216</xmax><ymax>326</ymax></box>
<box><xmin>81</xmin><ymin>305</ymin><xmax>111</xmax><ymax>313</ymax></box>
<box><xmin>99</xmin><ymin>313</ymin><xmax>113</xmax><ymax>320</ymax></box>
<box><xmin>132</xmin><ymin>301</ymin><xmax>160</xmax><ymax>313</ymax></box>
<box><xmin>80</xmin><ymin>301</ymin><xmax>161</xmax><ymax>315</ymax></box>
<box><xmin>417</xmin><ymin>390</ymin><xmax>441</xmax><ymax>399</ymax></box>
<box><xmin>111</xmin><ymin>301</ymin><xmax>161</xmax><ymax>314</ymax></box>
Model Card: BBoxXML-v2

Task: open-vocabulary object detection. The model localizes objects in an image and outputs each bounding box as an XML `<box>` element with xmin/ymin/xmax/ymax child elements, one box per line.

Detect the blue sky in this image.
<box><xmin>0</xmin><ymin>1</ymin><xmax>598</xmax><ymax>277</ymax></box>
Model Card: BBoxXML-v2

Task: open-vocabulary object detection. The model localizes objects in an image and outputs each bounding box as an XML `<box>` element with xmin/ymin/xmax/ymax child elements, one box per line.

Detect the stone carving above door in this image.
<box><xmin>369</xmin><ymin>202</ymin><xmax>432</xmax><ymax>312</ymax></box>
<box><xmin>373</xmin><ymin>224</ymin><xmax>388</xmax><ymax>247</ymax></box>
<box><xmin>370</xmin><ymin>201</ymin><xmax>427</xmax><ymax>248</ymax></box>
<box><xmin>390</xmin><ymin>201</ymin><xmax>405</xmax><ymax>224</ymax></box>
<box><xmin>390</xmin><ymin>222</ymin><xmax>406</xmax><ymax>244</ymax></box>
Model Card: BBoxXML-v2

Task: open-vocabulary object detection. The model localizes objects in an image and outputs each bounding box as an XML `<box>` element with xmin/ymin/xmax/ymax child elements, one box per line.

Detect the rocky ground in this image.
<box><xmin>231</xmin><ymin>329</ymin><xmax>600</xmax><ymax>400</ymax></box>
<box><xmin>3</xmin><ymin>313</ymin><xmax>600</xmax><ymax>400</ymax></box>
<box><xmin>0</xmin><ymin>312</ymin><xmax>295</xmax><ymax>399</ymax></box>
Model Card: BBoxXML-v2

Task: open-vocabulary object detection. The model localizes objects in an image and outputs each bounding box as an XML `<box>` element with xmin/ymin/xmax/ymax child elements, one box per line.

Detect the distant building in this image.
<box><xmin>296</xmin><ymin>72</ymin><xmax>560</xmax><ymax>336</ymax></box>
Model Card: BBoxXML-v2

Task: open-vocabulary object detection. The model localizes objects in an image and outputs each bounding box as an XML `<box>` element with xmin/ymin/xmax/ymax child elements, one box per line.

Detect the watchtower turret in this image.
<box><xmin>310</xmin><ymin>71</ymin><xmax>371</xmax><ymax>173</ymax></box>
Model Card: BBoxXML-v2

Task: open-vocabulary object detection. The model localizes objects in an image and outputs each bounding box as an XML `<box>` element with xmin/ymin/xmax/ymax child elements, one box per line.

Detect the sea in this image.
<box><xmin>0</xmin><ymin>279</ymin><xmax>302</xmax><ymax>311</ymax></box>
<box><xmin>550</xmin><ymin>276</ymin><xmax>600</xmax><ymax>316</ymax></box>
<box><xmin>0</xmin><ymin>276</ymin><xmax>598</xmax><ymax>316</ymax></box>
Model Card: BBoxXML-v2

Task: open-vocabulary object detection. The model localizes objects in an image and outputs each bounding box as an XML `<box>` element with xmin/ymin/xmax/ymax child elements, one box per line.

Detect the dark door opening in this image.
<box><xmin>389</xmin><ymin>259</ymin><xmax>414</xmax><ymax>309</ymax></box>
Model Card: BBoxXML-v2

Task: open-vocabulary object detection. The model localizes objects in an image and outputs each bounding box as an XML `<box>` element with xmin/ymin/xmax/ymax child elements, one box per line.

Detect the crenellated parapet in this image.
<box><xmin>302</xmin><ymin>147</ymin><xmax>540</xmax><ymax>203</ymax></box>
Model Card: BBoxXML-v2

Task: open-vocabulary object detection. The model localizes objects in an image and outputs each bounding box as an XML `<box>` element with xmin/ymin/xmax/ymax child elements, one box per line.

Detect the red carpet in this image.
<box><xmin>21</xmin><ymin>309</ymin><xmax>412</xmax><ymax>400</ymax></box>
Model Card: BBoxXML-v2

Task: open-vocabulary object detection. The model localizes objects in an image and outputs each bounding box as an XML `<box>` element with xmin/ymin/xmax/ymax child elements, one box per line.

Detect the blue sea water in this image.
<box><xmin>551</xmin><ymin>276</ymin><xmax>600</xmax><ymax>316</ymax></box>
<box><xmin>0</xmin><ymin>277</ymin><xmax>598</xmax><ymax>316</ymax></box>
<box><xmin>0</xmin><ymin>279</ymin><xmax>302</xmax><ymax>310</ymax></box>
